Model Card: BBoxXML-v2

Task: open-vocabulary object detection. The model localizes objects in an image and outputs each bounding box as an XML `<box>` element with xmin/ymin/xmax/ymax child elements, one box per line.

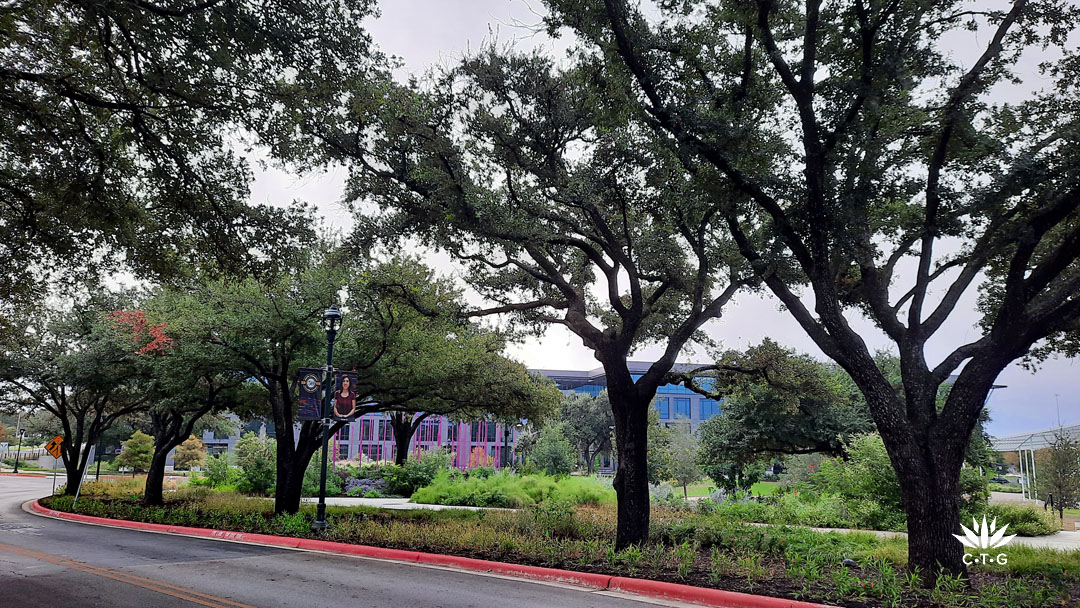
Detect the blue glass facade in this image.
<box><xmin>655</xmin><ymin>397</ymin><xmax>670</xmax><ymax>418</ymax></box>
<box><xmin>539</xmin><ymin>362</ymin><xmax>723</xmax><ymax>434</ymax></box>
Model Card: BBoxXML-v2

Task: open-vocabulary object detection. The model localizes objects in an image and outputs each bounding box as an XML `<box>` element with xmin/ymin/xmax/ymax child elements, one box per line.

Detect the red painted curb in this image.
<box><xmin>610</xmin><ymin>577</ymin><xmax>834</xmax><ymax>608</ymax></box>
<box><xmin>296</xmin><ymin>538</ymin><xmax>419</xmax><ymax>562</ymax></box>
<box><xmin>32</xmin><ymin>500</ymin><xmax>836</xmax><ymax>608</ymax></box>
<box><xmin>0</xmin><ymin>472</ymin><xmax>52</xmax><ymax>478</ymax></box>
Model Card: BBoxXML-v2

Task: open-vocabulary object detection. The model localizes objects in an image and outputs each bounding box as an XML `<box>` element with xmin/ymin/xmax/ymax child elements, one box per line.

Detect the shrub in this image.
<box><xmin>812</xmin><ymin>434</ymin><xmax>904</xmax><ymax>518</ymax></box>
<box><xmin>344</xmin><ymin>477</ymin><xmax>387</xmax><ymax>497</ymax></box>
<box><xmin>382</xmin><ymin>449</ymin><xmax>453</xmax><ymax>496</ymax></box>
<box><xmin>302</xmin><ymin>450</ymin><xmax>343</xmax><ymax>497</ymax></box>
<box><xmin>203</xmin><ymin>453</ymin><xmax>232</xmax><ymax>487</ymax></box>
<box><xmin>233</xmin><ymin>432</ymin><xmax>276</xmax><ymax>495</ymax></box>
<box><xmin>984</xmin><ymin>504</ymin><xmax>1059</xmax><ymax>536</ymax></box>
<box><xmin>411</xmin><ymin>471</ymin><xmax>615</xmax><ymax>508</ymax></box>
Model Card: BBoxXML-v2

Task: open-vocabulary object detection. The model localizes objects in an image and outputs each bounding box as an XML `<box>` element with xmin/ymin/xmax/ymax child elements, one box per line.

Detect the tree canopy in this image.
<box><xmin>539</xmin><ymin>0</ymin><xmax>1080</xmax><ymax>577</ymax></box>
<box><xmin>0</xmin><ymin>288</ymin><xmax>154</xmax><ymax>493</ymax></box>
<box><xmin>681</xmin><ymin>340</ymin><xmax>874</xmax><ymax>465</ymax></box>
<box><xmin>313</xmin><ymin>33</ymin><xmax>754</xmax><ymax>551</ymax></box>
<box><xmin>0</xmin><ymin>0</ymin><xmax>381</xmax><ymax>304</ymax></box>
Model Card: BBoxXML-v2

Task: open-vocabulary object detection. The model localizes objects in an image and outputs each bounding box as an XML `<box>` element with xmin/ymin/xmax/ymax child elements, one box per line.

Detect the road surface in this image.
<box><xmin>0</xmin><ymin>476</ymin><xmax>677</xmax><ymax>608</ymax></box>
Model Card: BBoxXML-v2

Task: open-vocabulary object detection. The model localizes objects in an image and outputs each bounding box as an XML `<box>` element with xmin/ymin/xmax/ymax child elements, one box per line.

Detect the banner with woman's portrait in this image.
<box><xmin>331</xmin><ymin>371</ymin><xmax>359</xmax><ymax>420</ymax></box>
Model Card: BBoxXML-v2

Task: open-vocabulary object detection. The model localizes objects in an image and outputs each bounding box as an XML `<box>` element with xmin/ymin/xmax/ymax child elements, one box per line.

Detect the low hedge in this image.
<box><xmin>410</xmin><ymin>471</ymin><xmax>615</xmax><ymax>508</ymax></box>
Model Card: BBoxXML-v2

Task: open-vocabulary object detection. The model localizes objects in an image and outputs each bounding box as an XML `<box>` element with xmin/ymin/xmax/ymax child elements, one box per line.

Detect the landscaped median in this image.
<box><xmin>33</xmin><ymin>498</ymin><xmax>829</xmax><ymax>608</ymax></box>
<box><xmin>37</xmin><ymin>488</ymin><xmax>1080</xmax><ymax>608</ymax></box>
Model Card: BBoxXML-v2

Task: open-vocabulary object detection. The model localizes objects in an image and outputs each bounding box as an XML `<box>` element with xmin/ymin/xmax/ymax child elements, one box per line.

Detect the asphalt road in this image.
<box><xmin>0</xmin><ymin>476</ymin><xmax>675</xmax><ymax>608</ymax></box>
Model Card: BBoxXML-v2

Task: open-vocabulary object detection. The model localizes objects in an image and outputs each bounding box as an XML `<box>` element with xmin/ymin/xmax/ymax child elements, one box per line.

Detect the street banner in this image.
<box><xmin>331</xmin><ymin>371</ymin><xmax>359</xmax><ymax>420</ymax></box>
<box><xmin>296</xmin><ymin>368</ymin><xmax>324</xmax><ymax>421</ymax></box>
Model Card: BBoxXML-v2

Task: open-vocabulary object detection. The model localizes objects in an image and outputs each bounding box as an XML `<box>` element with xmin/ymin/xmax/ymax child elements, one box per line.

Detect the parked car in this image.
<box><xmin>990</xmin><ymin>476</ymin><xmax>1010</xmax><ymax>484</ymax></box>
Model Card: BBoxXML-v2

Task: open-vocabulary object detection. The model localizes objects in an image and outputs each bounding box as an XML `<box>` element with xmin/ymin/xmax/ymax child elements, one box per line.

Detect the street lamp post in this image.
<box><xmin>311</xmin><ymin>304</ymin><xmax>342</xmax><ymax>532</ymax></box>
<box><xmin>13</xmin><ymin>429</ymin><xmax>26</xmax><ymax>474</ymax></box>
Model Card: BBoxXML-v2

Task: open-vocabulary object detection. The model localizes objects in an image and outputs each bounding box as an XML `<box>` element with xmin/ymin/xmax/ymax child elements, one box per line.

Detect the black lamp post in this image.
<box><xmin>13</xmin><ymin>429</ymin><xmax>26</xmax><ymax>474</ymax></box>
<box><xmin>311</xmin><ymin>303</ymin><xmax>342</xmax><ymax>532</ymax></box>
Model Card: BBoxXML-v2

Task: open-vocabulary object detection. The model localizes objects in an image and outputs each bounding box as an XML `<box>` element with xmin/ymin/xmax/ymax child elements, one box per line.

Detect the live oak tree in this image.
<box><xmin>179</xmin><ymin>251</ymin><xmax>555</xmax><ymax>513</ymax></box>
<box><xmin>560</xmin><ymin>391</ymin><xmax>615</xmax><ymax>475</ymax></box>
<box><xmin>317</xmin><ymin>51</ymin><xmax>752</xmax><ymax>549</ymax></box>
<box><xmin>0</xmin><ymin>291</ymin><xmax>152</xmax><ymax>493</ymax></box>
<box><xmin>171</xmin><ymin>251</ymin><xmax>345</xmax><ymax>513</ymax></box>
<box><xmin>681</xmin><ymin>340</ymin><xmax>873</xmax><ymax>466</ymax></box>
<box><xmin>378</xmin><ymin>358</ymin><xmax>559</xmax><ymax>467</ymax></box>
<box><xmin>334</xmin><ymin>259</ymin><xmax>561</xmax><ymax>466</ymax></box>
<box><xmin>120</xmin><ymin>297</ymin><xmax>251</xmax><ymax>506</ymax></box>
<box><xmin>0</xmin><ymin>0</ymin><xmax>379</xmax><ymax>306</ymax></box>
<box><xmin>543</xmin><ymin>0</ymin><xmax>1080</xmax><ymax>575</ymax></box>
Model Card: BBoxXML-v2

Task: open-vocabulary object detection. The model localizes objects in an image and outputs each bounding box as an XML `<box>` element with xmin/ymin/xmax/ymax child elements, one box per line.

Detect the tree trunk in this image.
<box><xmin>585</xmin><ymin>448</ymin><xmax>595</xmax><ymax>475</ymax></box>
<box><xmin>143</xmin><ymin>450</ymin><xmax>170</xmax><ymax>506</ymax></box>
<box><xmin>611</xmin><ymin>390</ymin><xmax>650</xmax><ymax>549</ymax></box>
<box><xmin>144</xmin><ymin>437</ymin><xmax>186</xmax><ymax>506</ymax></box>
<box><xmin>274</xmin><ymin>419</ymin><xmax>331</xmax><ymax>514</ymax></box>
<box><xmin>63</xmin><ymin>464</ymin><xmax>83</xmax><ymax>496</ymax></box>
<box><xmin>275</xmin><ymin>462</ymin><xmax>306</xmax><ymax>514</ymax></box>
<box><xmin>390</xmin><ymin>414</ymin><xmax>417</xmax><ymax>466</ymax></box>
<box><xmin>394</xmin><ymin>430</ymin><xmax>412</xmax><ymax>466</ymax></box>
<box><xmin>896</xmin><ymin>453</ymin><xmax>965</xmax><ymax>578</ymax></box>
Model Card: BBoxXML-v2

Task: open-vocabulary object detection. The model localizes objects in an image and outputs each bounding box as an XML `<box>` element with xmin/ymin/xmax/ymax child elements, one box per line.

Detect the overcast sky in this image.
<box><xmin>247</xmin><ymin>0</ymin><xmax>1078</xmax><ymax>439</ymax></box>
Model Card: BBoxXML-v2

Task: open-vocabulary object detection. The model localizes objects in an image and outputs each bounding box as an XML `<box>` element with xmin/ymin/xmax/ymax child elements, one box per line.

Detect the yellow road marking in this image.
<box><xmin>0</xmin><ymin>540</ymin><xmax>257</xmax><ymax>608</ymax></box>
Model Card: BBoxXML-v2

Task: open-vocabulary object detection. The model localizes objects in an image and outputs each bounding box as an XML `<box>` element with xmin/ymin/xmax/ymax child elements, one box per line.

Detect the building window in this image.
<box><xmin>446</xmin><ymin>423</ymin><xmax>459</xmax><ymax>442</ymax></box>
<box><xmin>420</xmin><ymin>419</ymin><xmax>439</xmax><ymax>443</ymax></box>
<box><xmin>336</xmin><ymin>442</ymin><xmax>350</xmax><ymax>460</ymax></box>
<box><xmin>362</xmin><ymin>444</ymin><xmax>383</xmax><ymax>461</ymax></box>
<box><xmin>700</xmin><ymin>399</ymin><xmax>721</xmax><ymax>420</ymax></box>
<box><xmin>378</xmin><ymin>420</ymin><xmax>392</xmax><ymax>441</ymax></box>
<box><xmin>487</xmin><ymin>422</ymin><xmax>497</xmax><ymax>441</ymax></box>
<box><xmin>360</xmin><ymin>419</ymin><xmax>372</xmax><ymax>441</ymax></box>
<box><xmin>337</xmin><ymin>424</ymin><xmax>351</xmax><ymax>441</ymax></box>
<box><xmin>655</xmin><ymin>397</ymin><xmax>670</xmax><ymax>419</ymax></box>
<box><xmin>674</xmin><ymin>398</ymin><xmax>690</xmax><ymax>419</ymax></box>
<box><xmin>471</xmin><ymin>421</ymin><xmax>481</xmax><ymax>442</ymax></box>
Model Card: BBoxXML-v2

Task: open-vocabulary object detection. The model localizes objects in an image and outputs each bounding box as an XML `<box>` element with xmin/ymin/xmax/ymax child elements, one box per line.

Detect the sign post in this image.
<box><xmin>45</xmin><ymin>435</ymin><xmax>63</xmax><ymax>494</ymax></box>
<box><xmin>72</xmin><ymin>445</ymin><xmax>95</xmax><ymax>507</ymax></box>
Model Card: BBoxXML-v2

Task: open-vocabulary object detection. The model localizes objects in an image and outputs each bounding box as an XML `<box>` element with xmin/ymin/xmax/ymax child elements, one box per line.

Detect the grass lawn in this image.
<box><xmin>44</xmin><ymin>485</ymin><xmax>1080</xmax><ymax>608</ymax></box>
<box><xmin>682</xmin><ymin>481</ymin><xmax>778</xmax><ymax>498</ymax></box>
<box><xmin>749</xmin><ymin>481</ymin><xmax>779</xmax><ymax>496</ymax></box>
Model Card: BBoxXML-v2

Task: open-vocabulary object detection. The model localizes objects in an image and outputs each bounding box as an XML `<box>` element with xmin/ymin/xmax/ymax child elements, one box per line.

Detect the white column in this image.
<box><xmin>1018</xmin><ymin>449</ymin><xmax>1027</xmax><ymax>500</ymax></box>
<box><xmin>1030</xmin><ymin>448</ymin><xmax>1038</xmax><ymax>502</ymax></box>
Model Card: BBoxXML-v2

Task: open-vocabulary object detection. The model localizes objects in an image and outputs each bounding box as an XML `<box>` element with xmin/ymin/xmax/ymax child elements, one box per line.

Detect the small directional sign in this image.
<box><xmin>45</xmin><ymin>435</ymin><xmax>64</xmax><ymax>458</ymax></box>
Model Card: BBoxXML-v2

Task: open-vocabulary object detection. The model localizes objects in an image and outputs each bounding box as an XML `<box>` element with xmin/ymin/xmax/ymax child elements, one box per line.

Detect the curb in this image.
<box><xmin>31</xmin><ymin>500</ymin><xmax>835</xmax><ymax>608</ymax></box>
<box><xmin>0</xmin><ymin>472</ymin><xmax>52</xmax><ymax>478</ymax></box>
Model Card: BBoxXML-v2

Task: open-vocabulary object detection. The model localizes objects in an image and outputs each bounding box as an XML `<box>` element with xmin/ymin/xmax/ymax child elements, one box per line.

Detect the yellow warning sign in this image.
<box><xmin>45</xmin><ymin>435</ymin><xmax>63</xmax><ymax>458</ymax></box>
